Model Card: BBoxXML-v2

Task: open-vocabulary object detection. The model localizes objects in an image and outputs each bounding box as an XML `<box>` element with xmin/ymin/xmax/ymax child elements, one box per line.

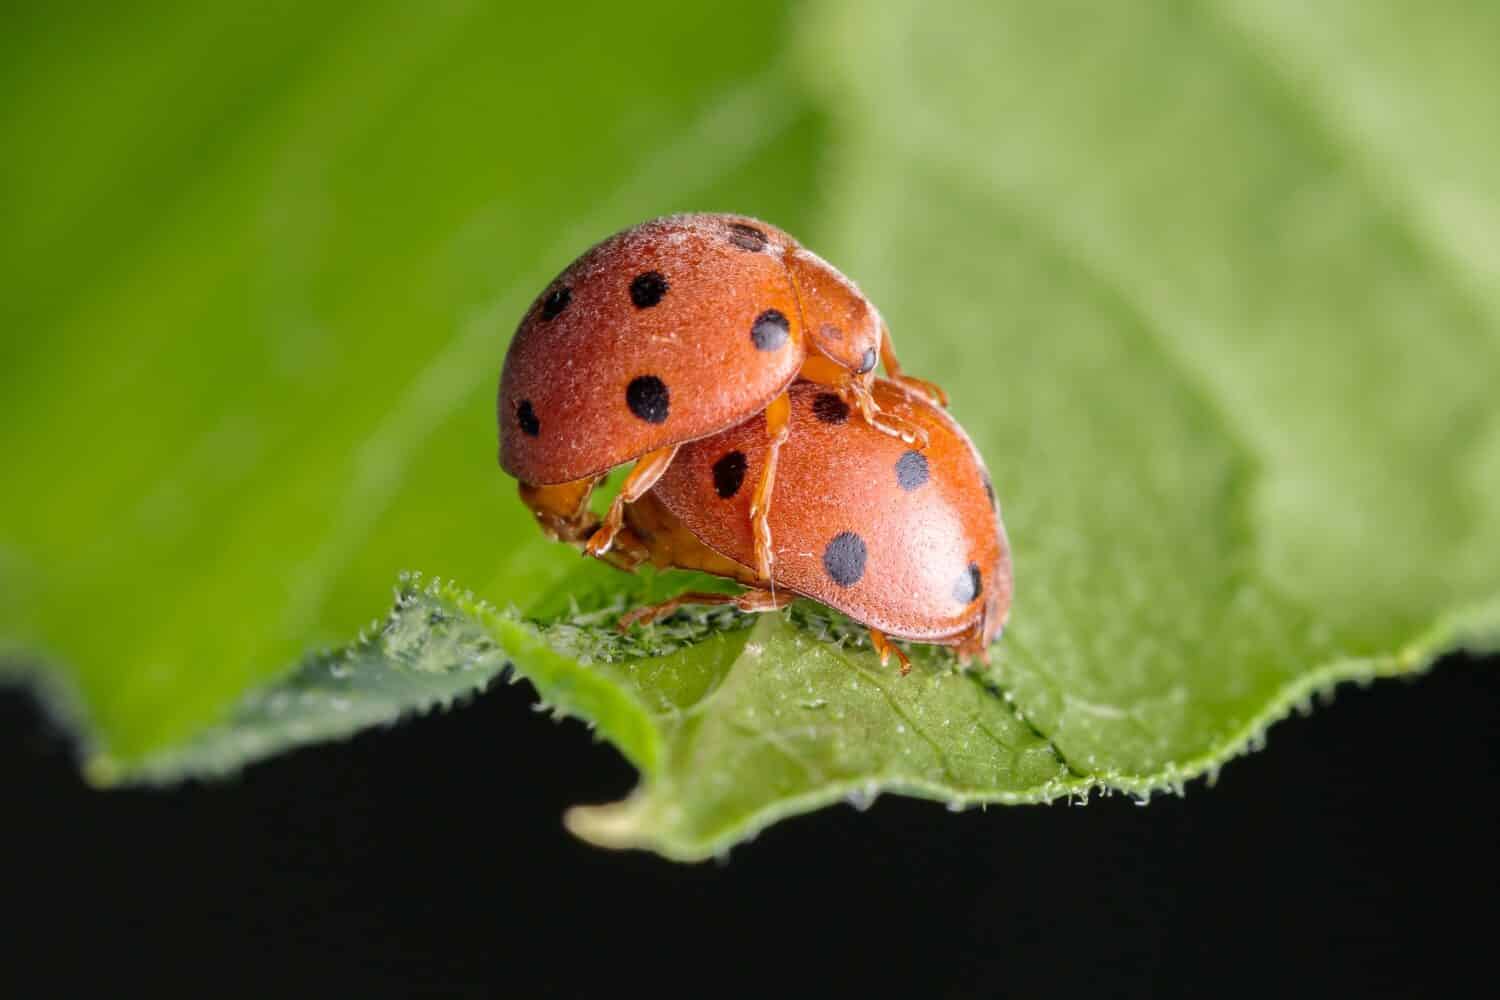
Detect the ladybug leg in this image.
<box><xmin>518</xmin><ymin>476</ymin><xmax>604</xmax><ymax>544</ymax></box>
<box><xmin>617</xmin><ymin>587</ymin><xmax>794</xmax><ymax>632</ymax></box>
<box><xmin>879</xmin><ymin>321</ymin><xmax>948</xmax><ymax>407</ymax></box>
<box><xmin>950</xmin><ymin>617</ymin><xmax>993</xmax><ymax>667</ymax></box>
<box><xmin>748</xmin><ymin>390</ymin><xmax>792</xmax><ymax>582</ymax></box>
<box><xmin>798</xmin><ymin>355</ymin><xmax>929</xmax><ymax>448</ymax></box>
<box><xmin>868</xmin><ymin>628</ymin><xmax>912</xmax><ymax>676</ymax></box>
<box><xmin>595</xmin><ymin>525</ymin><xmax>650</xmax><ymax>572</ymax></box>
<box><xmin>585</xmin><ymin>444</ymin><xmax>681</xmax><ymax>560</ymax></box>
<box><xmin>842</xmin><ymin>379</ymin><xmax>930</xmax><ymax>449</ymax></box>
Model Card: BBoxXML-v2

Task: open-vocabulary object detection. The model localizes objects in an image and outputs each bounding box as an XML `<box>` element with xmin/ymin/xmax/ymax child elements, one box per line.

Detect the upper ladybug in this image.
<box><xmin>613</xmin><ymin>379</ymin><xmax>1010</xmax><ymax>671</ymax></box>
<box><xmin>497</xmin><ymin>213</ymin><xmax>945</xmax><ymax>579</ymax></box>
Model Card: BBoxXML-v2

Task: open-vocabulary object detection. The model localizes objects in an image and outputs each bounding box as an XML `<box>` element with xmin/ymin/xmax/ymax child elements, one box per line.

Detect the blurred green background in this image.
<box><xmin>2</xmin><ymin>1</ymin><xmax>826</xmax><ymax>756</ymax></box>
<box><xmin>4</xmin><ymin>1</ymin><xmax>1498</xmax><ymax>767</ymax></box>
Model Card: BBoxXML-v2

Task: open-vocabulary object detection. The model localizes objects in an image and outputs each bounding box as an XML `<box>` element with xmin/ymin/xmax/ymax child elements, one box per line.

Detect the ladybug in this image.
<box><xmin>497</xmin><ymin>213</ymin><xmax>946</xmax><ymax>581</ymax></box>
<box><xmin>613</xmin><ymin>379</ymin><xmax>1011</xmax><ymax>672</ymax></box>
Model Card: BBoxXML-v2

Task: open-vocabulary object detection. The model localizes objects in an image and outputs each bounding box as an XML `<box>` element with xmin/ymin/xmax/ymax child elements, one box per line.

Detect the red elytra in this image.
<box><xmin>496</xmin><ymin>213</ymin><xmax>945</xmax><ymax>580</ymax></box>
<box><xmin>615</xmin><ymin>380</ymin><xmax>1011</xmax><ymax>670</ymax></box>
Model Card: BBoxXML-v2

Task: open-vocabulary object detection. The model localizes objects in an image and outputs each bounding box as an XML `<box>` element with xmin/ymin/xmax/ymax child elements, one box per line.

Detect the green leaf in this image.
<box><xmin>6</xmin><ymin>1</ymin><xmax>1500</xmax><ymax>861</ymax></box>
<box><xmin>102</xmin><ymin>574</ymin><xmax>1082</xmax><ymax>860</ymax></box>
<box><xmin>798</xmin><ymin>0</ymin><xmax>1500</xmax><ymax>781</ymax></box>
<box><xmin>0</xmin><ymin>1</ymin><xmax>824</xmax><ymax>758</ymax></box>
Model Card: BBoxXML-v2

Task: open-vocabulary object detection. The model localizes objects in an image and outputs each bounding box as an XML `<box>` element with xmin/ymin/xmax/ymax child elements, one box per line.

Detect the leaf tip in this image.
<box><xmin>563</xmin><ymin>796</ymin><xmax>653</xmax><ymax>852</ymax></box>
<box><xmin>83</xmin><ymin>753</ymin><xmax>123</xmax><ymax>789</ymax></box>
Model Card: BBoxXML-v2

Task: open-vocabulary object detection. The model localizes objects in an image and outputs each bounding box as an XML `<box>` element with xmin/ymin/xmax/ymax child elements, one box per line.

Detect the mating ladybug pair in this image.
<box><xmin>498</xmin><ymin>213</ymin><xmax>1011</xmax><ymax>671</ymax></box>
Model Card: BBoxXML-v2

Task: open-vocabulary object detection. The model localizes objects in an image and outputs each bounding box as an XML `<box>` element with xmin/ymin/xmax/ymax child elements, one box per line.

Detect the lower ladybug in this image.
<box><xmin>613</xmin><ymin>380</ymin><xmax>1011</xmax><ymax>672</ymax></box>
<box><xmin>497</xmin><ymin>213</ymin><xmax>946</xmax><ymax>582</ymax></box>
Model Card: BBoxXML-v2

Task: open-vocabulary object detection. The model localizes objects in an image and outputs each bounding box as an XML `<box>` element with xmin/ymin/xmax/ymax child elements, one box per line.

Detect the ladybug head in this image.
<box><xmin>787</xmin><ymin>249</ymin><xmax>884</xmax><ymax>381</ymax></box>
<box><xmin>808</xmin><ymin>311</ymin><xmax>881</xmax><ymax>383</ymax></box>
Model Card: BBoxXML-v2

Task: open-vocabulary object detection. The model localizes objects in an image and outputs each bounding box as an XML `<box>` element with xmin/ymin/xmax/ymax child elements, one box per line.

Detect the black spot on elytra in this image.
<box><xmin>516</xmin><ymin>399</ymin><xmax>540</xmax><ymax>437</ymax></box>
<box><xmin>812</xmin><ymin>393</ymin><xmax>850</xmax><ymax>424</ymax></box>
<box><xmin>954</xmin><ymin>563</ymin><xmax>982</xmax><ymax>604</ymax></box>
<box><xmin>541</xmin><ymin>286</ymin><xmax>571</xmax><ymax>320</ymax></box>
<box><xmin>727</xmin><ymin>223</ymin><xmax>768</xmax><ymax>252</ymax></box>
<box><xmin>822</xmin><ymin>531</ymin><xmax>867</xmax><ymax>587</ymax></box>
<box><xmin>895</xmin><ymin>450</ymin><xmax>929</xmax><ymax>491</ymax></box>
<box><xmin>630</xmin><ymin>271</ymin><xmax>669</xmax><ymax>308</ymax></box>
<box><xmin>856</xmin><ymin>346</ymin><xmax>878</xmax><ymax>373</ymax></box>
<box><xmin>751</xmin><ymin>309</ymin><xmax>790</xmax><ymax>351</ymax></box>
<box><xmin>626</xmin><ymin>375</ymin><xmax>670</xmax><ymax>424</ymax></box>
<box><xmin>712</xmin><ymin>451</ymin><xmax>748</xmax><ymax>499</ymax></box>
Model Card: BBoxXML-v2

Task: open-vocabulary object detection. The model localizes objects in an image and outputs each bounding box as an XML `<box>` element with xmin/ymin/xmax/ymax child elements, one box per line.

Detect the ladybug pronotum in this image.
<box><xmin>497</xmin><ymin>213</ymin><xmax>946</xmax><ymax>581</ymax></box>
<box><xmin>614</xmin><ymin>380</ymin><xmax>1011</xmax><ymax>672</ymax></box>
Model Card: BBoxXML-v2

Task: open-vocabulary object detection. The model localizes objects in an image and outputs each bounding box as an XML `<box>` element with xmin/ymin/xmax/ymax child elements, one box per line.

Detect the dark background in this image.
<box><xmin>4</xmin><ymin>653</ymin><xmax>1496</xmax><ymax>998</ymax></box>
